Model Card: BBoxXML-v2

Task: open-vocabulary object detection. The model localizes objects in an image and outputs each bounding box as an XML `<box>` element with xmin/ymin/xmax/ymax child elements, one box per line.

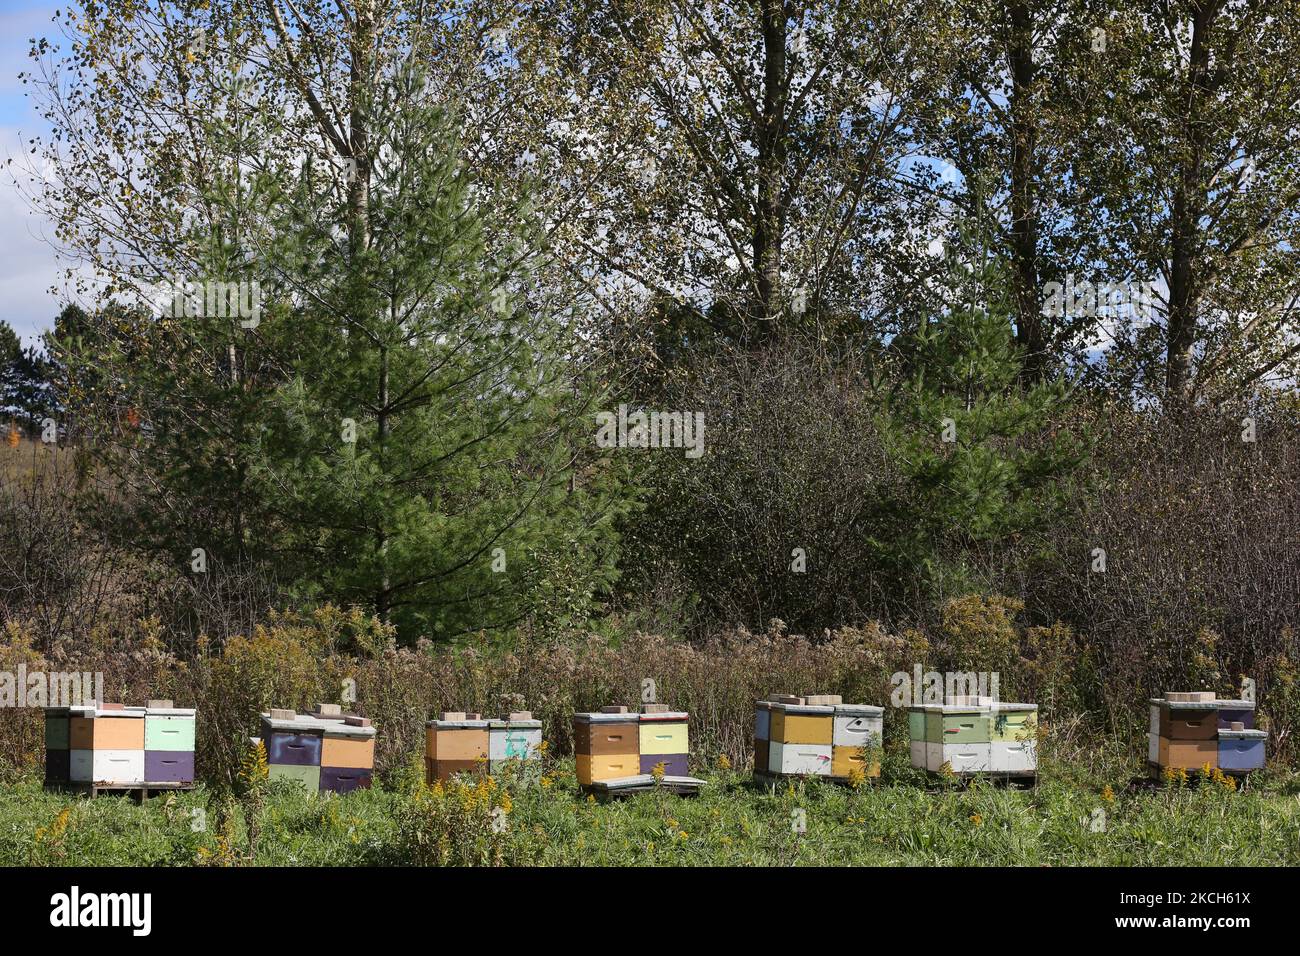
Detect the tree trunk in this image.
<box><xmin>347</xmin><ymin>3</ymin><xmax>374</xmax><ymax>254</ymax></box>
<box><xmin>376</xmin><ymin>342</ymin><xmax>390</xmax><ymax>624</ymax></box>
<box><xmin>1166</xmin><ymin>4</ymin><xmax>1215</xmax><ymax>403</ymax></box>
<box><xmin>751</xmin><ymin>0</ymin><xmax>787</xmax><ymax>344</ymax></box>
<box><xmin>1006</xmin><ymin>2</ymin><xmax>1045</xmax><ymax>381</ymax></box>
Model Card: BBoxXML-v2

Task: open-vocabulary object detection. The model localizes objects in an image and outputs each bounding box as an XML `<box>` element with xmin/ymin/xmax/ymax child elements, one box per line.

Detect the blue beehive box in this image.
<box><xmin>1218</xmin><ymin>729</ymin><xmax>1266</xmax><ymax>772</ymax></box>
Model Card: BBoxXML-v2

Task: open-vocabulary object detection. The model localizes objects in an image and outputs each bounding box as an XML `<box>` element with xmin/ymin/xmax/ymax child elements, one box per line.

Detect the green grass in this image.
<box><xmin>4</xmin><ymin>757</ymin><xmax>1300</xmax><ymax>866</ymax></box>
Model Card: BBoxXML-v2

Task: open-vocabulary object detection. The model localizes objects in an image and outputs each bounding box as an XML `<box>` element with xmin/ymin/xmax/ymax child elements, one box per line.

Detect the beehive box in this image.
<box><xmin>261</xmin><ymin>706</ymin><xmax>375</xmax><ymax>795</ymax></box>
<box><xmin>1148</xmin><ymin>693</ymin><xmax>1264</xmax><ymax>777</ymax></box>
<box><xmin>638</xmin><ymin>710</ymin><xmax>689</xmax><ymax>777</ymax></box>
<box><xmin>574</xmin><ymin>710</ymin><xmax>642</xmax><ymax>785</ymax></box>
<box><xmin>907</xmin><ymin>700</ymin><xmax>1038</xmax><ymax>778</ymax></box>
<box><xmin>425</xmin><ymin>710</ymin><xmax>542</xmax><ymax>783</ymax></box>
<box><xmin>754</xmin><ymin>696</ymin><xmax>883</xmax><ymax>783</ymax></box>
<box><xmin>143</xmin><ymin>702</ymin><xmax>196</xmax><ymax>784</ymax></box>
<box><xmin>1218</xmin><ymin>729</ymin><xmax>1267</xmax><ymax>772</ymax></box>
<box><xmin>43</xmin><ymin>705</ymin><xmax>84</xmax><ymax>786</ymax></box>
<box><xmin>45</xmin><ymin>701</ymin><xmax>196</xmax><ymax>791</ymax></box>
<box><xmin>573</xmin><ymin>706</ymin><xmax>701</xmax><ymax>794</ymax></box>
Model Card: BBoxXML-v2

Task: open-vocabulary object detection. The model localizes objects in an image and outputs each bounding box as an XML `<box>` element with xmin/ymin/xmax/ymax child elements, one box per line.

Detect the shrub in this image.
<box><xmin>393</xmin><ymin>775</ymin><xmax>532</xmax><ymax>866</ymax></box>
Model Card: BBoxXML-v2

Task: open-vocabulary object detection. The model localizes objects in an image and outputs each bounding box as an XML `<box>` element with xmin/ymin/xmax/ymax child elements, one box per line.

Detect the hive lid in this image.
<box><xmin>1152</xmin><ymin>697</ymin><xmax>1254</xmax><ymax>710</ymax></box>
<box><xmin>487</xmin><ymin>718</ymin><xmax>542</xmax><ymax>729</ymax></box>
<box><xmin>767</xmin><ymin>701</ymin><xmax>834</xmax><ymax>715</ymax></box>
<box><xmin>90</xmin><ymin>706</ymin><xmax>147</xmax><ymax>718</ymax></box>
<box><xmin>427</xmin><ymin>718</ymin><xmax>490</xmax><ymax>729</ymax></box>
<box><xmin>947</xmin><ymin>695</ymin><xmax>994</xmax><ymax>707</ymax></box>
<box><xmin>145</xmin><ymin>706</ymin><xmax>196</xmax><ymax>717</ymax></box>
<box><xmin>833</xmin><ymin>703</ymin><xmax>884</xmax><ymax>716</ymax></box>
<box><xmin>1158</xmin><ymin>698</ymin><xmax>1224</xmax><ymax>711</ymax></box>
<box><xmin>639</xmin><ymin>711</ymin><xmax>688</xmax><ymax>722</ymax></box>
<box><xmin>262</xmin><ymin>712</ymin><xmax>376</xmax><ymax>737</ymax></box>
<box><xmin>912</xmin><ymin>701</ymin><xmax>1036</xmax><ymax>713</ymax></box>
<box><xmin>596</xmin><ymin>774</ymin><xmax>657</xmax><ymax>787</ymax></box>
<box><xmin>1219</xmin><ymin>729</ymin><xmax>1267</xmax><ymax>740</ymax></box>
<box><xmin>574</xmin><ymin>711</ymin><xmax>641</xmax><ymax>722</ymax></box>
<box><xmin>911</xmin><ymin>703</ymin><xmax>982</xmax><ymax>714</ymax></box>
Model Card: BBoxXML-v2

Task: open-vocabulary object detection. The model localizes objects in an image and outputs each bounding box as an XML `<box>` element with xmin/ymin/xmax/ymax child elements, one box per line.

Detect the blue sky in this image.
<box><xmin>0</xmin><ymin>0</ymin><xmax>63</xmax><ymax>345</ymax></box>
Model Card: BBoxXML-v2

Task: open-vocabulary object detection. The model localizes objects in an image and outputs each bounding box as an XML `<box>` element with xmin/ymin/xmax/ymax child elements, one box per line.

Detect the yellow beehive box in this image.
<box><xmin>832</xmin><ymin>745</ymin><xmax>880</xmax><ymax>778</ymax></box>
<box><xmin>638</xmin><ymin>714</ymin><xmax>688</xmax><ymax>755</ymax></box>
<box><xmin>577</xmin><ymin>752</ymin><xmax>642</xmax><ymax>785</ymax></box>
<box><xmin>769</xmin><ymin>704</ymin><xmax>834</xmax><ymax>745</ymax></box>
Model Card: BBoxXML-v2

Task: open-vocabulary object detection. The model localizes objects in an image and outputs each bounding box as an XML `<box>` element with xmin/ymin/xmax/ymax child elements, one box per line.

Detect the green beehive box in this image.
<box><xmin>144</xmin><ymin>713</ymin><xmax>196</xmax><ymax>751</ymax></box>
<box><xmin>909</xmin><ymin>701</ymin><xmax>1038</xmax><ymax>777</ymax></box>
<box><xmin>923</xmin><ymin>708</ymin><xmax>990</xmax><ymax>744</ymax></box>
<box><xmin>269</xmin><ymin>764</ymin><xmax>322</xmax><ymax>790</ymax></box>
<box><xmin>45</xmin><ymin>715</ymin><xmax>70</xmax><ymax>750</ymax></box>
<box><xmin>990</xmin><ymin>707</ymin><xmax>1037</xmax><ymax>742</ymax></box>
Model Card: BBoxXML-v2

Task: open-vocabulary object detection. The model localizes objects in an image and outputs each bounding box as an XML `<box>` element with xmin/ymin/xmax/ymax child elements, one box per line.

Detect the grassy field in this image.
<box><xmin>4</xmin><ymin>752</ymin><xmax>1300</xmax><ymax>866</ymax></box>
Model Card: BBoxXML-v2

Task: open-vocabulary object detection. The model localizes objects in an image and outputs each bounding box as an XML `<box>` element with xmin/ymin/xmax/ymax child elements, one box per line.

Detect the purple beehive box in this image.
<box><xmin>145</xmin><ymin>751</ymin><xmax>195</xmax><ymax>783</ymax></box>
<box><xmin>1216</xmin><ymin>699</ymin><xmax>1255</xmax><ymax>730</ymax></box>
<box><xmin>639</xmin><ymin>753</ymin><xmax>688</xmax><ymax>776</ymax></box>
<box><xmin>266</xmin><ymin>733</ymin><xmax>322</xmax><ymax>766</ymax></box>
<box><xmin>320</xmin><ymin>767</ymin><xmax>372</xmax><ymax>794</ymax></box>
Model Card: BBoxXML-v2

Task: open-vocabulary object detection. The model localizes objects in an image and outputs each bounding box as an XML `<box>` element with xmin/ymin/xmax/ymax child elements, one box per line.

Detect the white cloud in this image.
<box><xmin>0</xmin><ymin>5</ymin><xmax>84</xmax><ymax>345</ymax></box>
<box><xmin>0</xmin><ymin>128</ymin><xmax>91</xmax><ymax>346</ymax></box>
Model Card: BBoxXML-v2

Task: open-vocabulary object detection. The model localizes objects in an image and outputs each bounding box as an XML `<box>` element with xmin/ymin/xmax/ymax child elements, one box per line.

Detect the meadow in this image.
<box><xmin>6</xmin><ymin>750</ymin><xmax>1299</xmax><ymax>867</ymax></box>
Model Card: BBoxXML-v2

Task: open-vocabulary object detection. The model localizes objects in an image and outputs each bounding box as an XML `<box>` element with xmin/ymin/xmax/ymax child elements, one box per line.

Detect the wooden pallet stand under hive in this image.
<box><xmin>425</xmin><ymin>709</ymin><xmax>543</xmax><ymax>783</ymax></box>
<box><xmin>1147</xmin><ymin>693</ymin><xmax>1264</xmax><ymax>779</ymax></box>
<box><xmin>574</xmin><ymin>707</ymin><xmax>703</xmax><ymax>796</ymax></box>
<box><xmin>44</xmin><ymin>700</ymin><xmax>197</xmax><ymax>799</ymax></box>
<box><xmin>262</xmin><ymin>705</ymin><xmax>376</xmax><ymax>795</ymax></box>
<box><xmin>753</xmin><ymin>695</ymin><xmax>884</xmax><ymax>786</ymax></box>
<box><xmin>907</xmin><ymin>699</ymin><xmax>1039</xmax><ymax>784</ymax></box>
<box><xmin>584</xmin><ymin>774</ymin><xmax>705</xmax><ymax>799</ymax></box>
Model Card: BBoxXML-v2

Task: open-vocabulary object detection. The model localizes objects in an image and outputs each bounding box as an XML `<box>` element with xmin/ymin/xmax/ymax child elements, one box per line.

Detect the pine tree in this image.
<box><xmin>880</xmin><ymin>229</ymin><xmax>1083</xmax><ymax>593</ymax></box>
<box><xmin>250</xmin><ymin>87</ymin><xmax>623</xmax><ymax>639</ymax></box>
<box><xmin>0</xmin><ymin>320</ymin><xmax>54</xmax><ymax>434</ymax></box>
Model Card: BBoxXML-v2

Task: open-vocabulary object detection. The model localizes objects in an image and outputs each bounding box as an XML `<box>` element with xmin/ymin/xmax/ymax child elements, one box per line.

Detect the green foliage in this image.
<box><xmin>243</xmin><ymin>93</ymin><xmax>625</xmax><ymax>640</ymax></box>
<box><xmin>880</xmin><ymin>238</ymin><xmax>1084</xmax><ymax>591</ymax></box>
<box><xmin>394</xmin><ymin>774</ymin><xmax>533</xmax><ymax>866</ymax></box>
<box><xmin>0</xmin><ymin>320</ymin><xmax>55</xmax><ymax>432</ymax></box>
<box><xmin>3</xmin><ymin>760</ymin><xmax>1299</xmax><ymax>867</ymax></box>
<box><xmin>239</xmin><ymin>740</ymin><xmax>270</xmax><ymax>791</ymax></box>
